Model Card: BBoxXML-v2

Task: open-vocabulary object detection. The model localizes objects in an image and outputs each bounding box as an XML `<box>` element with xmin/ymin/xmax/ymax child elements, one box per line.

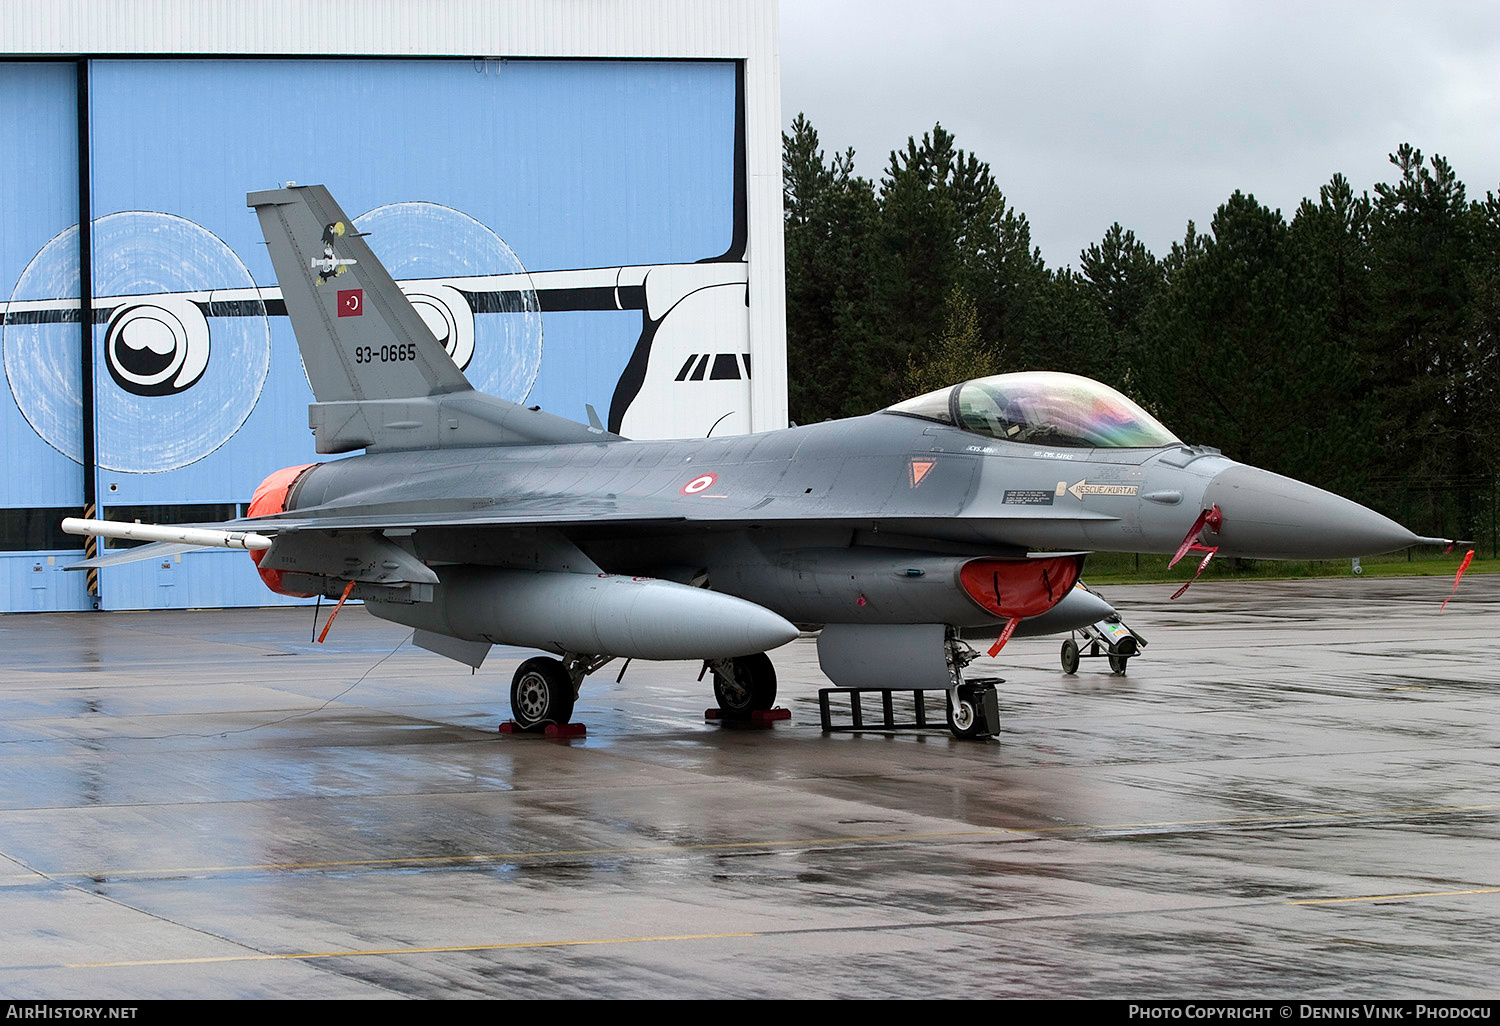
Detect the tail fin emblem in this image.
<box><xmin>312</xmin><ymin>221</ymin><xmax>357</xmax><ymax>283</ymax></box>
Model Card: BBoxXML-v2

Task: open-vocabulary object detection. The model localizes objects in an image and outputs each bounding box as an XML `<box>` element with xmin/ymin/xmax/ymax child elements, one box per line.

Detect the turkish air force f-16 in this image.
<box><xmin>63</xmin><ymin>185</ymin><xmax>1448</xmax><ymax>739</ymax></box>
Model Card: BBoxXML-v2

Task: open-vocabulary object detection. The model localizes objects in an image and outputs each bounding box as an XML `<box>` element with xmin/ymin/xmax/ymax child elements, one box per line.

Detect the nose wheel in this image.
<box><xmin>943</xmin><ymin>631</ymin><xmax>1001</xmax><ymax>739</ymax></box>
<box><xmin>945</xmin><ymin>681</ymin><xmax>1000</xmax><ymax>739</ymax></box>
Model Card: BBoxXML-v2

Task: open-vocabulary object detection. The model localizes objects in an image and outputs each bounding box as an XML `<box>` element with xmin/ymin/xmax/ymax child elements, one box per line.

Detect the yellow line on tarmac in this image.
<box><xmin>1289</xmin><ymin>886</ymin><xmax>1500</xmax><ymax>905</ymax></box>
<box><xmin>65</xmin><ymin>884</ymin><xmax>1500</xmax><ymax>968</ymax></box>
<box><xmin>56</xmin><ymin>803</ymin><xmax>1500</xmax><ymax>879</ymax></box>
<box><xmin>67</xmin><ymin>932</ymin><xmax>759</xmax><ymax>968</ymax></box>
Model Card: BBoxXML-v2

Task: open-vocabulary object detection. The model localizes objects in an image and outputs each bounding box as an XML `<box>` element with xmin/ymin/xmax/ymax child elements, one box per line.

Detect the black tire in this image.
<box><xmin>1108</xmin><ymin>653</ymin><xmax>1129</xmax><ymax>675</ymax></box>
<box><xmin>711</xmin><ymin>652</ymin><xmax>777</xmax><ymax>721</ymax></box>
<box><xmin>1061</xmin><ymin>638</ymin><xmax>1080</xmax><ymax>675</ymax></box>
<box><xmin>510</xmin><ymin>657</ymin><xmax>575</xmax><ymax>730</ymax></box>
<box><xmin>946</xmin><ymin>686</ymin><xmax>986</xmax><ymax>739</ymax></box>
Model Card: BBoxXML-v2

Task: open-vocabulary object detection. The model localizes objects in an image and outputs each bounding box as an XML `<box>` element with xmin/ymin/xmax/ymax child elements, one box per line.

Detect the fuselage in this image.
<box><xmin>259</xmin><ymin>402</ymin><xmax>1420</xmax><ymax>635</ymax></box>
<box><xmin>281</xmin><ymin>409</ymin><xmax>1418</xmax><ymax>554</ymax></box>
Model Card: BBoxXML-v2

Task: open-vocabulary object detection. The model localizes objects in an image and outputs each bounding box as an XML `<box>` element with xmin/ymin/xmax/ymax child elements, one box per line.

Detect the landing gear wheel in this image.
<box><xmin>1108</xmin><ymin>653</ymin><xmax>1129</xmax><ymax>675</ymax></box>
<box><xmin>946</xmin><ymin>685</ymin><xmax>985</xmax><ymax>740</ymax></box>
<box><xmin>711</xmin><ymin>652</ymin><xmax>777</xmax><ymax>721</ymax></box>
<box><xmin>510</xmin><ymin>657</ymin><xmax>575</xmax><ymax>731</ymax></box>
<box><xmin>1061</xmin><ymin>638</ymin><xmax>1080</xmax><ymax>675</ymax></box>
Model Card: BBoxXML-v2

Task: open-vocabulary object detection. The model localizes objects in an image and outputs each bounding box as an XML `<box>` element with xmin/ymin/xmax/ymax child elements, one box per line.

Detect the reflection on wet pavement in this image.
<box><xmin>0</xmin><ymin>576</ymin><xmax>1495</xmax><ymax>997</ymax></box>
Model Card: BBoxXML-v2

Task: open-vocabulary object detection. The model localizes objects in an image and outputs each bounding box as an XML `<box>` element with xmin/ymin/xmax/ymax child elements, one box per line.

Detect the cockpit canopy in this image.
<box><xmin>884</xmin><ymin>372</ymin><xmax>1180</xmax><ymax>449</ymax></box>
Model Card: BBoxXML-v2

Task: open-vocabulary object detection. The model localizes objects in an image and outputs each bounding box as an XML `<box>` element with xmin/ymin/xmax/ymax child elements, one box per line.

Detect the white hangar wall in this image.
<box><xmin>0</xmin><ymin>0</ymin><xmax>786</xmax><ymax>612</ymax></box>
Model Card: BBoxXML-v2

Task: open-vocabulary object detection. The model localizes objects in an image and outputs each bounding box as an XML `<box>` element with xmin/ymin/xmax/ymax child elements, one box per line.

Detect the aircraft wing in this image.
<box><xmin>247</xmin><ymin>492</ymin><xmax>1121</xmax><ymax>531</ymax></box>
<box><xmin>65</xmin><ymin>495</ymin><xmax>1117</xmax><ymax>571</ymax></box>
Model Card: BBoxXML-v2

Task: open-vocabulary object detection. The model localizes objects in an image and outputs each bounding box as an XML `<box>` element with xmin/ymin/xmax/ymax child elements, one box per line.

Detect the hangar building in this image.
<box><xmin>0</xmin><ymin>0</ymin><xmax>786</xmax><ymax>611</ymax></box>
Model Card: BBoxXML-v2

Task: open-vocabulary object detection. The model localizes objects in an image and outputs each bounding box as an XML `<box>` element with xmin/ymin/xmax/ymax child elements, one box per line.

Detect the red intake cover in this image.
<box><xmin>959</xmin><ymin>555</ymin><xmax>1083</xmax><ymax>619</ymax></box>
<box><xmin>247</xmin><ymin>463</ymin><xmax>318</xmax><ymax>596</ymax></box>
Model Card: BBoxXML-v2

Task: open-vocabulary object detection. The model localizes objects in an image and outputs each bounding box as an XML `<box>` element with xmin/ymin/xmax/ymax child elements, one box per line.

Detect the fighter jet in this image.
<box><xmin>63</xmin><ymin>185</ymin><xmax>1446</xmax><ymax>739</ymax></box>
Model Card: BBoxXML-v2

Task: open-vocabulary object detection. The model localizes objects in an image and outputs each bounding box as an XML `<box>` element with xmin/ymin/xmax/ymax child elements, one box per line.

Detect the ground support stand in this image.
<box><xmin>818</xmin><ymin>679</ymin><xmax>1002</xmax><ymax>738</ymax></box>
<box><xmin>1061</xmin><ymin>615</ymin><xmax>1147</xmax><ymax>675</ymax></box>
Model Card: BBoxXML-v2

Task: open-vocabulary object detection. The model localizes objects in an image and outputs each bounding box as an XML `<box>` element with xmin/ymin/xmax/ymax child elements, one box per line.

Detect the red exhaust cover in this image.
<box><xmin>959</xmin><ymin>555</ymin><xmax>1083</xmax><ymax>619</ymax></box>
<box><xmin>247</xmin><ymin>463</ymin><xmax>318</xmax><ymax>596</ymax></box>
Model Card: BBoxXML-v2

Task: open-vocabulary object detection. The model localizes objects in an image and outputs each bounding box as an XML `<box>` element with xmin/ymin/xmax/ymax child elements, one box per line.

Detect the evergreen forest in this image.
<box><xmin>782</xmin><ymin>115</ymin><xmax>1500</xmax><ymax>551</ymax></box>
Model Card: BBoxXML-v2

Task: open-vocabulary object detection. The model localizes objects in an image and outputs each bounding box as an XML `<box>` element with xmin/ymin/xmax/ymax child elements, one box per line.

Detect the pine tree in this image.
<box><xmin>1367</xmin><ymin>145</ymin><xmax>1480</xmax><ymax>535</ymax></box>
<box><xmin>1138</xmin><ymin>192</ymin><xmax>1335</xmax><ymax>476</ymax></box>
<box><xmin>782</xmin><ymin>114</ymin><xmax>881</xmax><ymax>423</ymax></box>
<box><xmin>1078</xmin><ymin>223</ymin><xmax>1163</xmax><ymax>394</ymax></box>
<box><xmin>903</xmin><ymin>284</ymin><xmax>996</xmax><ymax>395</ymax></box>
<box><xmin>876</xmin><ymin>124</ymin><xmax>1046</xmax><ymax>407</ymax></box>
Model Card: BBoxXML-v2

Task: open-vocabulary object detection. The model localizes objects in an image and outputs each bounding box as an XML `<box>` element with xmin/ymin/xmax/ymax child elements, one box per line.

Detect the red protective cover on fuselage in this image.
<box><xmin>959</xmin><ymin>555</ymin><xmax>1082</xmax><ymax>619</ymax></box>
<box><xmin>247</xmin><ymin>463</ymin><xmax>318</xmax><ymax>596</ymax></box>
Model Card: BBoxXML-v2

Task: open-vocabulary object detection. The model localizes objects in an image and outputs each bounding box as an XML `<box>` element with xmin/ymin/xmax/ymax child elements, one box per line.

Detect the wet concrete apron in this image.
<box><xmin>0</xmin><ymin>576</ymin><xmax>1495</xmax><ymax>998</ymax></box>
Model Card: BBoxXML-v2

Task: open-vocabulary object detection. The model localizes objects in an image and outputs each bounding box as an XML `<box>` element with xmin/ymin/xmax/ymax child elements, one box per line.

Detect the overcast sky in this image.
<box><xmin>779</xmin><ymin>0</ymin><xmax>1500</xmax><ymax>270</ymax></box>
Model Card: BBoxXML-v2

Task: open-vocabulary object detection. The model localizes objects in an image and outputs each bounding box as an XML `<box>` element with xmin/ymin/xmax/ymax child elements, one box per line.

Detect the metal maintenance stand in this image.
<box><xmin>817</xmin><ymin>678</ymin><xmax>1002</xmax><ymax>739</ymax></box>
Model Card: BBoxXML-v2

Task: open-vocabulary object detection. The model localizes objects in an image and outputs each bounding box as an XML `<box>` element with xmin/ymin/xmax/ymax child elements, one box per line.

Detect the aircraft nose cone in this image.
<box><xmin>1202</xmin><ymin>465</ymin><xmax>1420</xmax><ymax>559</ymax></box>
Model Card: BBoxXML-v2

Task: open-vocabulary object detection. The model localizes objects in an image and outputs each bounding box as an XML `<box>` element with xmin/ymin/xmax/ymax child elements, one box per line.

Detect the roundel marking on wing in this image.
<box><xmin>680</xmin><ymin>472</ymin><xmax>718</xmax><ymax>495</ymax></box>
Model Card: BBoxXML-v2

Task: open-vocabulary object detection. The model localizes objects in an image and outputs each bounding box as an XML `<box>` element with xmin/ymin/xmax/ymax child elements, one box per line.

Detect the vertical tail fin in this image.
<box><xmin>249</xmin><ymin>184</ymin><xmax>471</xmax><ymax>403</ymax></box>
<box><xmin>249</xmin><ymin>184</ymin><xmax>605</xmax><ymax>452</ymax></box>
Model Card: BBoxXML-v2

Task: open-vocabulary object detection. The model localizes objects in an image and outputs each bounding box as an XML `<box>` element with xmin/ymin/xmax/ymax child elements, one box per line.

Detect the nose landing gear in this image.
<box><xmin>944</xmin><ymin>631</ymin><xmax>1001</xmax><ymax>739</ymax></box>
<box><xmin>946</xmin><ymin>680</ymin><xmax>1001</xmax><ymax>739</ymax></box>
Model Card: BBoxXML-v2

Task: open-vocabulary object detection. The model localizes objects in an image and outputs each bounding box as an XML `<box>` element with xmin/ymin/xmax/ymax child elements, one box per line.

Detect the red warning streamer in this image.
<box><xmin>1439</xmin><ymin>549</ymin><xmax>1475</xmax><ymax>612</ymax></box>
<box><xmin>1169</xmin><ymin>504</ymin><xmax>1223</xmax><ymax>600</ymax></box>
<box><xmin>988</xmin><ymin>616</ymin><xmax>1021</xmax><ymax>658</ymax></box>
<box><xmin>316</xmin><ymin>579</ymin><xmax>358</xmax><ymax>643</ymax></box>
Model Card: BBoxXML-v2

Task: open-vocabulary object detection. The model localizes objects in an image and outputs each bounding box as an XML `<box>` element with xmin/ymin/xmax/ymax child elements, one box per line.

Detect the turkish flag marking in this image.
<box><xmin>337</xmin><ymin>288</ymin><xmax>363</xmax><ymax>317</ymax></box>
<box><xmin>909</xmin><ymin>459</ymin><xmax>934</xmax><ymax>487</ymax></box>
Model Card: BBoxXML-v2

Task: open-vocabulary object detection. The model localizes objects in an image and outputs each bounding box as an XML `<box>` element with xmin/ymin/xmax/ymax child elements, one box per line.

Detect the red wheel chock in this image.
<box><xmin>498</xmin><ymin>721</ymin><xmax>587</xmax><ymax>737</ymax></box>
<box><xmin>704</xmin><ymin>707</ymin><xmax>790</xmax><ymax>726</ymax></box>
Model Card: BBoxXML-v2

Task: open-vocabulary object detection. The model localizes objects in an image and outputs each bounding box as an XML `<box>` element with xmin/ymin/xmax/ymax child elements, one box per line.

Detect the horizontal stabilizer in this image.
<box><xmin>66</xmin><ymin>541</ymin><xmax>204</xmax><ymax>570</ymax></box>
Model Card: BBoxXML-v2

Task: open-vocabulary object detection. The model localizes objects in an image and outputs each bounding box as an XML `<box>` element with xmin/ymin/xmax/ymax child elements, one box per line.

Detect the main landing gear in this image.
<box><xmin>707</xmin><ymin>652</ymin><xmax>778</xmax><ymax>721</ymax></box>
<box><xmin>508</xmin><ymin>653</ymin><xmax>611</xmax><ymax>731</ymax></box>
<box><xmin>509</xmin><ymin>658</ymin><xmax>574</xmax><ymax>730</ymax></box>
<box><xmin>506</xmin><ymin>651</ymin><xmax>780</xmax><ymax>732</ymax></box>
